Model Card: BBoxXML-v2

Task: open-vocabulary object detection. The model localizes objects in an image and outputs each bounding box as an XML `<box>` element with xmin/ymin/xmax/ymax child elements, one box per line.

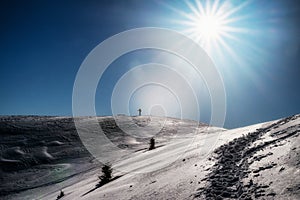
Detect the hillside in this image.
<box><xmin>0</xmin><ymin>115</ymin><xmax>299</xmax><ymax>199</ymax></box>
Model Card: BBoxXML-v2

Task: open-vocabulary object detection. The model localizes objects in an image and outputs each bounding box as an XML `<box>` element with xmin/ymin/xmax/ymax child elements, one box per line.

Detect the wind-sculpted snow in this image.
<box><xmin>0</xmin><ymin>115</ymin><xmax>299</xmax><ymax>200</ymax></box>
<box><xmin>0</xmin><ymin>115</ymin><xmax>210</xmax><ymax>198</ymax></box>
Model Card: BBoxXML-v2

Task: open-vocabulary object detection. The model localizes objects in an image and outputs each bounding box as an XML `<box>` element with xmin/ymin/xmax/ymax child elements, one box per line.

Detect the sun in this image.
<box><xmin>170</xmin><ymin>0</ymin><xmax>250</xmax><ymax>53</ymax></box>
<box><xmin>194</xmin><ymin>14</ymin><xmax>224</xmax><ymax>40</ymax></box>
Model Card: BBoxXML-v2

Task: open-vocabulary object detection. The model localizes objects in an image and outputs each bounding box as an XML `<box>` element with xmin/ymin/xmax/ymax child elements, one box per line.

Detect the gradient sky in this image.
<box><xmin>0</xmin><ymin>0</ymin><xmax>299</xmax><ymax>128</ymax></box>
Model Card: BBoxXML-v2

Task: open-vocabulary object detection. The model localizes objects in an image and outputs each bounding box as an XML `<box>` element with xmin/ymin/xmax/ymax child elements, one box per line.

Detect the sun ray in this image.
<box><xmin>186</xmin><ymin>1</ymin><xmax>202</xmax><ymax>18</ymax></box>
<box><xmin>218</xmin><ymin>0</ymin><xmax>252</xmax><ymax>20</ymax></box>
<box><xmin>221</xmin><ymin>26</ymin><xmax>249</xmax><ymax>33</ymax></box>
<box><xmin>211</xmin><ymin>0</ymin><xmax>220</xmax><ymax>16</ymax></box>
<box><xmin>206</xmin><ymin>0</ymin><xmax>211</xmax><ymax>15</ymax></box>
<box><xmin>195</xmin><ymin>0</ymin><xmax>206</xmax><ymax>16</ymax></box>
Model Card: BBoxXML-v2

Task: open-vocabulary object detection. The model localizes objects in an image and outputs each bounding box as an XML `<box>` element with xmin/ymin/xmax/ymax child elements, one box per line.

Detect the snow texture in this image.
<box><xmin>0</xmin><ymin>114</ymin><xmax>299</xmax><ymax>200</ymax></box>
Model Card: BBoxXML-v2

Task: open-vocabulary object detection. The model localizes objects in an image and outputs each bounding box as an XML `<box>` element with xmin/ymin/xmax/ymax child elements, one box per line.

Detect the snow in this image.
<box><xmin>0</xmin><ymin>115</ymin><xmax>299</xmax><ymax>199</ymax></box>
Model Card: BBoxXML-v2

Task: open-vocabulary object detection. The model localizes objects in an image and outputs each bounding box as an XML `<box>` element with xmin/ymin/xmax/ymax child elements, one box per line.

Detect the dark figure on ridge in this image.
<box><xmin>149</xmin><ymin>137</ymin><xmax>155</xmax><ymax>150</ymax></box>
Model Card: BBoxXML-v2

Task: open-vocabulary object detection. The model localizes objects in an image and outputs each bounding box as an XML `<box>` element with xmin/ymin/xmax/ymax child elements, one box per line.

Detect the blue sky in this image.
<box><xmin>0</xmin><ymin>0</ymin><xmax>299</xmax><ymax>128</ymax></box>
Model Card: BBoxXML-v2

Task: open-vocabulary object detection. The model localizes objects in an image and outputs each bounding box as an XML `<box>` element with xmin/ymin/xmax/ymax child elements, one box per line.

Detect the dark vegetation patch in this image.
<box><xmin>56</xmin><ymin>190</ymin><xmax>64</xmax><ymax>200</ymax></box>
<box><xmin>81</xmin><ymin>164</ymin><xmax>123</xmax><ymax>197</ymax></box>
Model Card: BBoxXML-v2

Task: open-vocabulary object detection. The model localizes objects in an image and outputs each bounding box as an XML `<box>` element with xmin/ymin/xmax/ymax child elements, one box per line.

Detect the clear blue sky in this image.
<box><xmin>0</xmin><ymin>0</ymin><xmax>299</xmax><ymax>128</ymax></box>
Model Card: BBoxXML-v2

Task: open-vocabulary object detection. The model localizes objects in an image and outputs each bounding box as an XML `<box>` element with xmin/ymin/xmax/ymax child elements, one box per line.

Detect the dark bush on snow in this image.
<box><xmin>97</xmin><ymin>164</ymin><xmax>112</xmax><ymax>187</ymax></box>
<box><xmin>56</xmin><ymin>190</ymin><xmax>64</xmax><ymax>199</ymax></box>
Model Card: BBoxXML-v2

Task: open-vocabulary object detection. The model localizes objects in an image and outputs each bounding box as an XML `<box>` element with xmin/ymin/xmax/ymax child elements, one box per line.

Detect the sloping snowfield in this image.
<box><xmin>0</xmin><ymin>115</ymin><xmax>299</xmax><ymax>199</ymax></box>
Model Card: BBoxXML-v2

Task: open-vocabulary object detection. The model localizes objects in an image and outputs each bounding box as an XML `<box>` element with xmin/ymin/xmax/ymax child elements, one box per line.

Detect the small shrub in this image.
<box><xmin>56</xmin><ymin>190</ymin><xmax>64</xmax><ymax>200</ymax></box>
<box><xmin>96</xmin><ymin>164</ymin><xmax>112</xmax><ymax>187</ymax></box>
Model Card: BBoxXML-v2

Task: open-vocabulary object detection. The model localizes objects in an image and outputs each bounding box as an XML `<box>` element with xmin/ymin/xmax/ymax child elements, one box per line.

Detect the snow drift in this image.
<box><xmin>0</xmin><ymin>114</ymin><xmax>299</xmax><ymax>199</ymax></box>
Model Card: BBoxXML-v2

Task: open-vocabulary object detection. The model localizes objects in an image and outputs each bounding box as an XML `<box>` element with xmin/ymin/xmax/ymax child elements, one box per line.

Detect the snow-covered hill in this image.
<box><xmin>0</xmin><ymin>115</ymin><xmax>299</xmax><ymax>199</ymax></box>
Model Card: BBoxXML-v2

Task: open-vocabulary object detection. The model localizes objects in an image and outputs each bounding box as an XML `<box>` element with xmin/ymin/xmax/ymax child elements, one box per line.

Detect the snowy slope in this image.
<box><xmin>0</xmin><ymin>115</ymin><xmax>299</xmax><ymax>200</ymax></box>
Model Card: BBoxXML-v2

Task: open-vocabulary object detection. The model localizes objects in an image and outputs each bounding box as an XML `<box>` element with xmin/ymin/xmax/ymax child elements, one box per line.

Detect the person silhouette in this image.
<box><xmin>138</xmin><ymin>108</ymin><xmax>142</xmax><ymax>116</ymax></box>
<box><xmin>149</xmin><ymin>137</ymin><xmax>155</xmax><ymax>150</ymax></box>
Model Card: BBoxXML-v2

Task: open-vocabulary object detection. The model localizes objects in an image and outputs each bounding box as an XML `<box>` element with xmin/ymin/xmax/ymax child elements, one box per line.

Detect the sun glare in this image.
<box><xmin>170</xmin><ymin>0</ymin><xmax>250</xmax><ymax>54</ymax></box>
<box><xmin>195</xmin><ymin>15</ymin><xmax>223</xmax><ymax>40</ymax></box>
